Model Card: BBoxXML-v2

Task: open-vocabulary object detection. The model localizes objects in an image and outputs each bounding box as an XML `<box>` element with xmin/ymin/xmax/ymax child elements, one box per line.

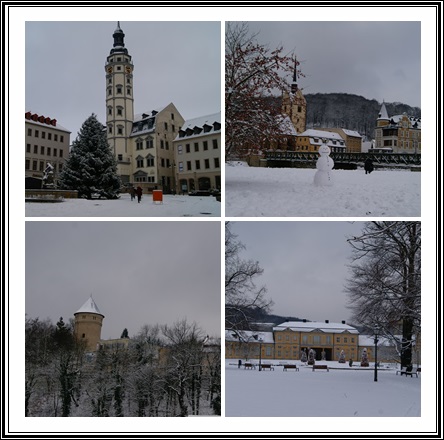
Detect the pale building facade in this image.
<box><xmin>296</xmin><ymin>129</ymin><xmax>346</xmax><ymax>153</ymax></box>
<box><xmin>225</xmin><ymin>321</ymin><xmax>417</xmax><ymax>363</ymax></box>
<box><xmin>321</xmin><ymin>128</ymin><xmax>362</xmax><ymax>153</ymax></box>
<box><xmin>25</xmin><ymin>112</ymin><xmax>71</xmax><ymax>183</ymax></box>
<box><xmin>173</xmin><ymin>112</ymin><xmax>221</xmax><ymax>193</ymax></box>
<box><xmin>104</xmin><ymin>22</ymin><xmax>219</xmax><ymax>193</ymax></box>
<box><xmin>374</xmin><ymin>102</ymin><xmax>421</xmax><ymax>154</ymax></box>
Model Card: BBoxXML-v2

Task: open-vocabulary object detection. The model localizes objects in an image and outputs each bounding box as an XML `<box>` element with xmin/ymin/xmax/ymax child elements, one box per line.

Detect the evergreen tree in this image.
<box><xmin>60</xmin><ymin>114</ymin><xmax>121</xmax><ymax>199</ymax></box>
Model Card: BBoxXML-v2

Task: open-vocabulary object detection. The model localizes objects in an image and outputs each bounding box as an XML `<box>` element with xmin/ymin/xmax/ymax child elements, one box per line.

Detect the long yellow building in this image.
<box><xmin>225</xmin><ymin>320</ymin><xmax>420</xmax><ymax>364</ymax></box>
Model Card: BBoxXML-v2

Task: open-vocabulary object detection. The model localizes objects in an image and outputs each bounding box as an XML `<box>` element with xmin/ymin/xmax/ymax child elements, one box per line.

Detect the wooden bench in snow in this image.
<box><xmin>283</xmin><ymin>364</ymin><xmax>299</xmax><ymax>372</ymax></box>
<box><xmin>260</xmin><ymin>364</ymin><xmax>274</xmax><ymax>371</ymax></box>
<box><xmin>312</xmin><ymin>365</ymin><xmax>329</xmax><ymax>372</ymax></box>
<box><xmin>244</xmin><ymin>363</ymin><xmax>256</xmax><ymax>370</ymax></box>
<box><xmin>397</xmin><ymin>366</ymin><xmax>420</xmax><ymax>377</ymax></box>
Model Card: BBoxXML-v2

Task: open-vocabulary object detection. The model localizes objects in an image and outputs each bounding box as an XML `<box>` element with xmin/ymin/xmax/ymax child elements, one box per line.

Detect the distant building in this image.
<box><xmin>320</xmin><ymin>128</ymin><xmax>362</xmax><ymax>153</ymax></box>
<box><xmin>173</xmin><ymin>112</ymin><xmax>221</xmax><ymax>193</ymax></box>
<box><xmin>104</xmin><ymin>22</ymin><xmax>219</xmax><ymax>192</ymax></box>
<box><xmin>296</xmin><ymin>129</ymin><xmax>346</xmax><ymax>153</ymax></box>
<box><xmin>25</xmin><ymin>112</ymin><xmax>71</xmax><ymax>184</ymax></box>
<box><xmin>74</xmin><ymin>296</ymin><xmax>104</xmax><ymax>352</ymax></box>
<box><xmin>225</xmin><ymin>320</ymin><xmax>421</xmax><ymax>364</ymax></box>
<box><xmin>281</xmin><ymin>58</ymin><xmax>307</xmax><ymax>135</ymax></box>
<box><xmin>374</xmin><ymin>102</ymin><xmax>421</xmax><ymax>154</ymax></box>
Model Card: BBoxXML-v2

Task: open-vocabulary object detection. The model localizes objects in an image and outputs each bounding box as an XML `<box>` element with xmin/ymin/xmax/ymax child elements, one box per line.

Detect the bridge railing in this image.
<box><xmin>265</xmin><ymin>151</ymin><xmax>421</xmax><ymax>165</ymax></box>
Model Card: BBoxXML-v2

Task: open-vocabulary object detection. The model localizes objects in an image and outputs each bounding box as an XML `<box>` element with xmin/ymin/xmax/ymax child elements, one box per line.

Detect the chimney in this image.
<box><xmin>342</xmin><ymin>320</ymin><xmax>346</xmax><ymax>324</ymax></box>
<box><xmin>325</xmin><ymin>320</ymin><xmax>329</xmax><ymax>323</ymax></box>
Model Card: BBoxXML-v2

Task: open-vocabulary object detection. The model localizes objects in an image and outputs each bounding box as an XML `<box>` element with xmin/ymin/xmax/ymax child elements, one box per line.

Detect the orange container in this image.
<box><xmin>152</xmin><ymin>190</ymin><xmax>163</xmax><ymax>203</ymax></box>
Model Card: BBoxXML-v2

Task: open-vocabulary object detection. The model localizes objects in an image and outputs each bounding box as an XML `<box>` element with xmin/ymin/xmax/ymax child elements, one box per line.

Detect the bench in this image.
<box><xmin>260</xmin><ymin>364</ymin><xmax>274</xmax><ymax>371</ymax></box>
<box><xmin>397</xmin><ymin>366</ymin><xmax>420</xmax><ymax>377</ymax></box>
<box><xmin>283</xmin><ymin>364</ymin><xmax>299</xmax><ymax>372</ymax></box>
<box><xmin>244</xmin><ymin>363</ymin><xmax>256</xmax><ymax>370</ymax></box>
<box><xmin>312</xmin><ymin>365</ymin><xmax>329</xmax><ymax>372</ymax></box>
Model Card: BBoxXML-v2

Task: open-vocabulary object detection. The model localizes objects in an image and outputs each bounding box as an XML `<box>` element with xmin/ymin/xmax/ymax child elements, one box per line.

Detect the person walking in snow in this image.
<box><xmin>130</xmin><ymin>186</ymin><xmax>136</xmax><ymax>201</ymax></box>
<box><xmin>136</xmin><ymin>186</ymin><xmax>143</xmax><ymax>203</ymax></box>
<box><xmin>364</xmin><ymin>157</ymin><xmax>374</xmax><ymax>174</ymax></box>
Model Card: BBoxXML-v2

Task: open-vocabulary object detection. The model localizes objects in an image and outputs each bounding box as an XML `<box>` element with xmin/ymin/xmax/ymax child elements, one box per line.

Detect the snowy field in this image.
<box><xmin>25</xmin><ymin>193</ymin><xmax>221</xmax><ymax>217</ymax></box>
<box><xmin>225</xmin><ymin>360</ymin><xmax>421</xmax><ymax>418</ymax></box>
<box><xmin>225</xmin><ymin>162</ymin><xmax>421</xmax><ymax>217</ymax></box>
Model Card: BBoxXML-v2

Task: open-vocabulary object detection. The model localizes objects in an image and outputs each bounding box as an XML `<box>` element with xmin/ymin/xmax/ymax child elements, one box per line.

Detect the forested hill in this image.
<box><xmin>303</xmin><ymin>93</ymin><xmax>421</xmax><ymax>139</ymax></box>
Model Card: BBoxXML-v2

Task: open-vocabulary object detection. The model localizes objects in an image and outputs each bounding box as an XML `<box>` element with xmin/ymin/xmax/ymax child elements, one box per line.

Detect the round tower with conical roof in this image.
<box><xmin>74</xmin><ymin>296</ymin><xmax>104</xmax><ymax>352</ymax></box>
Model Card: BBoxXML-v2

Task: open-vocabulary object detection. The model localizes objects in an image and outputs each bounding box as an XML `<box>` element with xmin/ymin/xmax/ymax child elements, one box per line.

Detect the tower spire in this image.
<box><xmin>291</xmin><ymin>56</ymin><xmax>299</xmax><ymax>94</ymax></box>
<box><xmin>111</xmin><ymin>21</ymin><xmax>127</xmax><ymax>54</ymax></box>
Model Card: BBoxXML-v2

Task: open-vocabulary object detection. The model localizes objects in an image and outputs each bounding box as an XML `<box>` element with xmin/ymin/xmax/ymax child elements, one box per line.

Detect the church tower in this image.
<box><xmin>105</xmin><ymin>22</ymin><xmax>134</xmax><ymax>184</ymax></box>
<box><xmin>282</xmin><ymin>57</ymin><xmax>307</xmax><ymax>134</ymax></box>
<box><xmin>74</xmin><ymin>296</ymin><xmax>104</xmax><ymax>352</ymax></box>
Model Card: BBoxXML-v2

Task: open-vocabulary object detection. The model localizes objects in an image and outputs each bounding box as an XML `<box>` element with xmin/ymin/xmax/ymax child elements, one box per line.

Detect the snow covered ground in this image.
<box><xmin>25</xmin><ymin>193</ymin><xmax>221</xmax><ymax>217</ymax></box>
<box><xmin>225</xmin><ymin>359</ymin><xmax>421</xmax><ymax>418</ymax></box>
<box><xmin>225</xmin><ymin>162</ymin><xmax>421</xmax><ymax>217</ymax></box>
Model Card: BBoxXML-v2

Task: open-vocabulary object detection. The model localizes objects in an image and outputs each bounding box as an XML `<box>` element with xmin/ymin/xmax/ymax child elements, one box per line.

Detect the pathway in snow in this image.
<box><xmin>25</xmin><ymin>193</ymin><xmax>221</xmax><ymax>217</ymax></box>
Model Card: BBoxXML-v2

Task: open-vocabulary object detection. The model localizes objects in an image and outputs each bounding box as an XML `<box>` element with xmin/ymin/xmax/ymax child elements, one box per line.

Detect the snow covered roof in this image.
<box><xmin>378</xmin><ymin>102</ymin><xmax>389</xmax><ymax>120</ymax></box>
<box><xmin>225</xmin><ymin>329</ymin><xmax>274</xmax><ymax>344</ymax></box>
<box><xmin>298</xmin><ymin>129</ymin><xmax>344</xmax><ymax>141</ymax></box>
<box><xmin>175</xmin><ymin>112</ymin><xmax>221</xmax><ymax>141</ymax></box>
<box><xmin>273</xmin><ymin>321</ymin><xmax>359</xmax><ymax>334</ymax></box>
<box><xmin>74</xmin><ymin>296</ymin><xmax>104</xmax><ymax>317</ymax></box>
<box><xmin>25</xmin><ymin>111</ymin><xmax>71</xmax><ymax>133</ymax></box>
<box><xmin>133</xmin><ymin>104</ymin><xmax>169</xmax><ymax>123</ymax></box>
<box><xmin>390</xmin><ymin>114</ymin><xmax>421</xmax><ymax>129</ymax></box>
<box><xmin>278</xmin><ymin>114</ymin><xmax>298</xmax><ymax>136</ymax></box>
<box><xmin>341</xmin><ymin>129</ymin><xmax>362</xmax><ymax>138</ymax></box>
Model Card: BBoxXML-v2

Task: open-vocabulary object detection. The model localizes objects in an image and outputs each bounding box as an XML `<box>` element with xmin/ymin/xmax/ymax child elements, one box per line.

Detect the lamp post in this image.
<box><xmin>374</xmin><ymin>325</ymin><xmax>379</xmax><ymax>382</ymax></box>
<box><xmin>258</xmin><ymin>337</ymin><xmax>263</xmax><ymax>371</ymax></box>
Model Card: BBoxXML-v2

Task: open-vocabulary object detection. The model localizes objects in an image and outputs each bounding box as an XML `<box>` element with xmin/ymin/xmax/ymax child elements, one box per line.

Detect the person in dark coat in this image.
<box><xmin>364</xmin><ymin>157</ymin><xmax>374</xmax><ymax>174</ymax></box>
<box><xmin>135</xmin><ymin>186</ymin><xmax>143</xmax><ymax>203</ymax></box>
<box><xmin>130</xmin><ymin>186</ymin><xmax>136</xmax><ymax>201</ymax></box>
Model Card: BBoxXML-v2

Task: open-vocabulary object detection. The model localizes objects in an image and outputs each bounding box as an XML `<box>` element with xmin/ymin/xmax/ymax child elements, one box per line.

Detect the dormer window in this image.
<box><xmin>203</xmin><ymin>124</ymin><xmax>212</xmax><ymax>133</ymax></box>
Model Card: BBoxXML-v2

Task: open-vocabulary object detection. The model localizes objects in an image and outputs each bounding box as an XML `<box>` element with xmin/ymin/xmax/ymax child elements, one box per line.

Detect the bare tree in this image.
<box><xmin>225</xmin><ymin>222</ymin><xmax>273</xmax><ymax>333</ymax></box>
<box><xmin>225</xmin><ymin>22</ymin><xmax>299</xmax><ymax>158</ymax></box>
<box><xmin>345</xmin><ymin>222</ymin><xmax>421</xmax><ymax>367</ymax></box>
<box><xmin>161</xmin><ymin>319</ymin><xmax>206</xmax><ymax>417</ymax></box>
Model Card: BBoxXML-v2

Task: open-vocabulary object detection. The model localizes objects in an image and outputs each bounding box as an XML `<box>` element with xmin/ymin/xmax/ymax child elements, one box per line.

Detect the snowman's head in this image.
<box><xmin>319</xmin><ymin>143</ymin><xmax>331</xmax><ymax>156</ymax></box>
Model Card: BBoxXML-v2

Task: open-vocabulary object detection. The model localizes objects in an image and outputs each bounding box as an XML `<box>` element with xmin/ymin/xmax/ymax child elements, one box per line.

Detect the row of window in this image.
<box><xmin>177</xmin><ymin>138</ymin><xmax>219</xmax><ymax>154</ymax></box>
<box><xmin>178</xmin><ymin>157</ymin><xmax>220</xmax><ymax>172</ymax></box>
<box><xmin>26</xmin><ymin>159</ymin><xmax>63</xmax><ymax>173</ymax></box>
<box><xmin>26</xmin><ymin>128</ymin><xmax>64</xmax><ymax>143</ymax></box>
<box><xmin>107</xmin><ymin>85</ymin><xmax>132</xmax><ymax>96</ymax></box>
<box><xmin>26</xmin><ymin>144</ymin><xmax>64</xmax><ymax>158</ymax></box>
<box><xmin>276</xmin><ymin>334</ymin><xmax>355</xmax><ymax>344</ymax></box>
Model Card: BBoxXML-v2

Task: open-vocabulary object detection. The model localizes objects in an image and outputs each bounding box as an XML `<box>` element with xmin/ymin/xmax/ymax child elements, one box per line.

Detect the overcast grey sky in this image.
<box><xmin>25</xmin><ymin>21</ymin><xmax>221</xmax><ymax>137</ymax></box>
<box><xmin>229</xmin><ymin>221</ymin><xmax>366</xmax><ymax>325</ymax></box>
<box><xmin>234</xmin><ymin>21</ymin><xmax>421</xmax><ymax>108</ymax></box>
<box><xmin>25</xmin><ymin>221</ymin><xmax>221</xmax><ymax>339</ymax></box>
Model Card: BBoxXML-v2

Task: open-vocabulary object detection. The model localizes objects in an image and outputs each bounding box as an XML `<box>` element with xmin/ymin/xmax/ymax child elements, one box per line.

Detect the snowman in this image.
<box><xmin>313</xmin><ymin>139</ymin><xmax>334</xmax><ymax>186</ymax></box>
